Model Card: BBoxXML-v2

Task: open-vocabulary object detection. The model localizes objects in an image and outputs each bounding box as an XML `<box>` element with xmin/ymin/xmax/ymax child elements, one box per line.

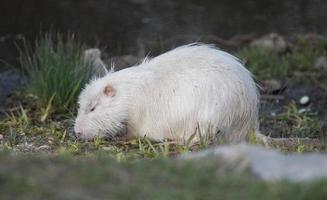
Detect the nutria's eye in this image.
<box><xmin>90</xmin><ymin>106</ymin><xmax>96</xmax><ymax>112</ymax></box>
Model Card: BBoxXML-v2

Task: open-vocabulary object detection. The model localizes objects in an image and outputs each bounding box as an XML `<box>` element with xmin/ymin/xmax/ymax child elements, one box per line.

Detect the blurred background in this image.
<box><xmin>1</xmin><ymin>0</ymin><xmax>327</xmax><ymax>66</ymax></box>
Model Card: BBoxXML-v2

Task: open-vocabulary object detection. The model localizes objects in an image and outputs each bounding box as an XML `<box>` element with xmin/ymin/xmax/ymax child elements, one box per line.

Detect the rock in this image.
<box><xmin>314</xmin><ymin>56</ymin><xmax>327</xmax><ymax>70</ymax></box>
<box><xmin>0</xmin><ymin>134</ymin><xmax>3</xmax><ymax>140</ymax></box>
<box><xmin>37</xmin><ymin>145</ymin><xmax>51</xmax><ymax>150</ymax></box>
<box><xmin>261</xmin><ymin>79</ymin><xmax>283</xmax><ymax>94</ymax></box>
<box><xmin>16</xmin><ymin>143</ymin><xmax>35</xmax><ymax>152</ymax></box>
<box><xmin>84</xmin><ymin>48</ymin><xmax>141</xmax><ymax>73</ymax></box>
<box><xmin>0</xmin><ymin>34</ymin><xmax>10</xmax><ymax>42</ymax></box>
<box><xmin>47</xmin><ymin>136</ymin><xmax>54</xmax><ymax>144</ymax></box>
<box><xmin>102</xmin><ymin>146</ymin><xmax>115</xmax><ymax>151</ymax></box>
<box><xmin>298</xmin><ymin>108</ymin><xmax>308</xmax><ymax>114</ymax></box>
<box><xmin>299</xmin><ymin>96</ymin><xmax>310</xmax><ymax>106</ymax></box>
<box><xmin>109</xmin><ymin>55</ymin><xmax>140</xmax><ymax>71</ymax></box>
<box><xmin>250</xmin><ymin>33</ymin><xmax>287</xmax><ymax>53</ymax></box>
<box><xmin>84</xmin><ymin>48</ymin><xmax>108</xmax><ymax>76</ymax></box>
<box><xmin>182</xmin><ymin>144</ymin><xmax>327</xmax><ymax>182</ymax></box>
<box><xmin>0</xmin><ymin>70</ymin><xmax>27</xmax><ymax>104</ymax></box>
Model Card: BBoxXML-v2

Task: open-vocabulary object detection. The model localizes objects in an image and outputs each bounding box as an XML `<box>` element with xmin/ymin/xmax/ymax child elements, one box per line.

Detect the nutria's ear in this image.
<box><xmin>104</xmin><ymin>85</ymin><xmax>116</xmax><ymax>97</ymax></box>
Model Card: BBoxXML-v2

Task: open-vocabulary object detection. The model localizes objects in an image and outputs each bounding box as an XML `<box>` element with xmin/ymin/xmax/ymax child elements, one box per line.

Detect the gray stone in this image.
<box><xmin>109</xmin><ymin>55</ymin><xmax>140</xmax><ymax>71</ymax></box>
<box><xmin>261</xmin><ymin>79</ymin><xmax>282</xmax><ymax>94</ymax></box>
<box><xmin>250</xmin><ymin>33</ymin><xmax>287</xmax><ymax>53</ymax></box>
<box><xmin>314</xmin><ymin>56</ymin><xmax>327</xmax><ymax>70</ymax></box>
<box><xmin>299</xmin><ymin>95</ymin><xmax>310</xmax><ymax>105</ymax></box>
<box><xmin>0</xmin><ymin>70</ymin><xmax>26</xmax><ymax>103</ymax></box>
<box><xmin>0</xmin><ymin>34</ymin><xmax>10</xmax><ymax>42</ymax></box>
<box><xmin>84</xmin><ymin>48</ymin><xmax>141</xmax><ymax>74</ymax></box>
<box><xmin>182</xmin><ymin>144</ymin><xmax>327</xmax><ymax>182</ymax></box>
<box><xmin>84</xmin><ymin>48</ymin><xmax>108</xmax><ymax>77</ymax></box>
<box><xmin>37</xmin><ymin>145</ymin><xmax>51</xmax><ymax>150</ymax></box>
<box><xmin>102</xmin><ymin>146</ymin><xmax>115</xmax><ymax>151</ymax></box>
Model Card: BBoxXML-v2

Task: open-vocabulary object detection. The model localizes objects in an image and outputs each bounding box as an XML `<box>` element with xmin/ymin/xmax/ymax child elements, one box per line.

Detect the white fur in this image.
<box><xmin>74</xmin><ymin>43</ymin><xmax>259</xmax><ymax>143</ymax></box>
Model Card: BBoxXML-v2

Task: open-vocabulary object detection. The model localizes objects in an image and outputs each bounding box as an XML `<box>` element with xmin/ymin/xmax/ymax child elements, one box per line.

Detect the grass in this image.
<box><xmin>260</xmin><ymin>101</ymin><xmax>325</xmax><ymax>139</ymax></box>
<box><xmin>277</xmin><ymin>101</ymin><xmax>323</xmax><ymax>138</ymax></box>
<box><xmin>0</xmin><ymin>103</ymin><xmax>205</xmax><ymax>158</ymax></box>
<box><xmin>239</xmin><ymin>47</ymin><xmax>287</xmax><ymax>79</ymax></box>
<box><xmin>0</xmin><ymin>96</ymin><xmax>325</xmax><ymax>159</ymax></box>
<box><xmin>285</xmin><ymin>35</ymin><xmax>327</xmax><ymax>71</ymax></box>
<box><xmin>239</xmin><ymin>35</ymin><xmax>327</xmax><ymax>151</ymax></box>
<box><xmin>239</xmin><ymin>35</ymin><xmax>327</xmax><ymax>82</ymax></box>
<box><xmin>0</xmin><ymin>153</ymin><xmax>326</xmax><ymax>200</ymax></box>
<box><xmin>18</xmin><ymin>32</ymin><xmax>94</xmax><ymax>117</ymax></box>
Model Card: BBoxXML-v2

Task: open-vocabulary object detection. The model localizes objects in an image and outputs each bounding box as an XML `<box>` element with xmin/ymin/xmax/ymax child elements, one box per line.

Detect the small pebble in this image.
<box><xmin>37</xmin><ymin>145</ymin><xmax>51</xmax><ymax>150</ymax></box>
<box><xmin>299</xmin><ymin>96</ymin><xmax>310</xmax><ymax>105</ymax></box>
<box><xmin>262</xmin><ymin>79</ymin><xmax>282</xmax><ymax>94</ymax></box>
<box><xmin>298</xmin><ymin>108</ymin><xmax>307</xmax><ymax>114</ymax></box>
<box><xmin>47</xmin><ymin>137</ymin><xmax>54</xmax><ymax>144</ymax></box>
<box><xmin>314</xmin><ymin>56</ymin><xmax>327</xmax><ymax>70</ymax></box>
<box><xmin>102</xmin><ymin>146</ymin><xmax>115</xmax><ymax>151</ymax></box>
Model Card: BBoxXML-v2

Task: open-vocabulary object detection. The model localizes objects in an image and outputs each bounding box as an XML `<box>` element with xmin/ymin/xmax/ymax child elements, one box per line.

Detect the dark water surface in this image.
<box><xmin>1</xmin><ymin>0</ymin><xmax>327</xmax><ymax>65</ymax></box>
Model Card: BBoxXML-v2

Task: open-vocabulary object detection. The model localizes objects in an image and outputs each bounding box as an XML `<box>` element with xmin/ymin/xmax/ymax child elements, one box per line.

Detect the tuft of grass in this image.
<box><xmin>260</xmin><ymin>101</ymin><xmax>325</xmax><ymax>140</ymax></box>
<box><xmin>285</xmin><ymin>35</ymin><xmax>327</xmax><ymax>71</ymax></box>
<box><xmin>18</xmin><ymin>32</ymin><xmax>93</xmax><ymax>115</ymax></box>
<box><xmin>239</xmin><ymin>37</ymin><xmax>327</xmax><ymax>82</ymax></box>
<box><xmin>277</xmin><ymin>101</ymin><xmax>324</xmax><ymax>138</ymax></box>
<box><xmin>238</xmin><ymin>47</ymin><xmax>287</xmax><ymax>79</ymax></box>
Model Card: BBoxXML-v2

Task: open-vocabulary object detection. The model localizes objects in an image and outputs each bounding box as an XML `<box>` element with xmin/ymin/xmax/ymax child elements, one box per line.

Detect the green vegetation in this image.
<box><xmin>239</xmin><ymin>47</ymin><xmax>287</xmax><ymax>79</ymax></box>
<box><xmin>18</xmin><ymin>32</ymin><xmax>93</xmax><ymax>117</ymax></box>
<box><xmin>0</xmin><ymin>153</ymin><xmax>326</xmax><ymax>200</ymax></box>
<box><xmin>260</xmin><ymin>101</ymin><xmax>325</xmax><ymax>139</ymax></box>
<box><xmin>239</xmin><ymin>35</ymin><xmax>327</xmax><ymax>83</ymax></box>
<box><xmin>285</xmin><ymin>35</ymin><xmax>327</xmax><ymax>71</ymax></box>
<box><xmin>0</xmin><ymin>103</ymin><xmax>213</xmax><ymax>158</ymax></box>
<box><xmin>239</xmin><ymin>35</ymin><xmax>327</xmax><ymax>153</ymax></box>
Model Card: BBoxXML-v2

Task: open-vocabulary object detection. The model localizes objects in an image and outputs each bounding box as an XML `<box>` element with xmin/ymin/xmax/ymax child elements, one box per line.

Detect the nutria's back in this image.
<box><xmin>125</xmin><ymin>44</ymin><xmax>259</xmax><ymax>143</ymax></box>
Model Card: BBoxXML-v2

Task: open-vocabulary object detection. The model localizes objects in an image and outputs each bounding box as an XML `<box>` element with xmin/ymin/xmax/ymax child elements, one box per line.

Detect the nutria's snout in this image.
<box><xmin>73</xmin><ymin>122</ymin><xmax>111</xmax><ymax>140</ymax></box>
<box><xmin>73</xmin><ymin>124</ymin><xmax>92</xmax><ymax>140</ymax></box>
<box><xmin>73</xmin><ymin>131</ymin><xmax>82</xmax><ymax>138</ymax></box>
<box><xmin>73</xmin><ymin>124</ymin><xmax>82</xmax><ymax>138</ymax></box>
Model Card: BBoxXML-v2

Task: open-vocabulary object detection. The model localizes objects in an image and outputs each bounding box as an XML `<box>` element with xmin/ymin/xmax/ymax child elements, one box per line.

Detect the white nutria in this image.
<box><xmin>74</xmin><ymin>43</ymin><xmax>259</xmax><ymax>143</ymax></box>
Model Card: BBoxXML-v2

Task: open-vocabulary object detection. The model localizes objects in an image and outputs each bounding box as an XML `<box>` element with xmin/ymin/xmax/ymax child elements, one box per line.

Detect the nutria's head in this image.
<box><xmin>74</xmin><ymin>75</ymin><xmax>127</xmax><ymax>140</ymax></box>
